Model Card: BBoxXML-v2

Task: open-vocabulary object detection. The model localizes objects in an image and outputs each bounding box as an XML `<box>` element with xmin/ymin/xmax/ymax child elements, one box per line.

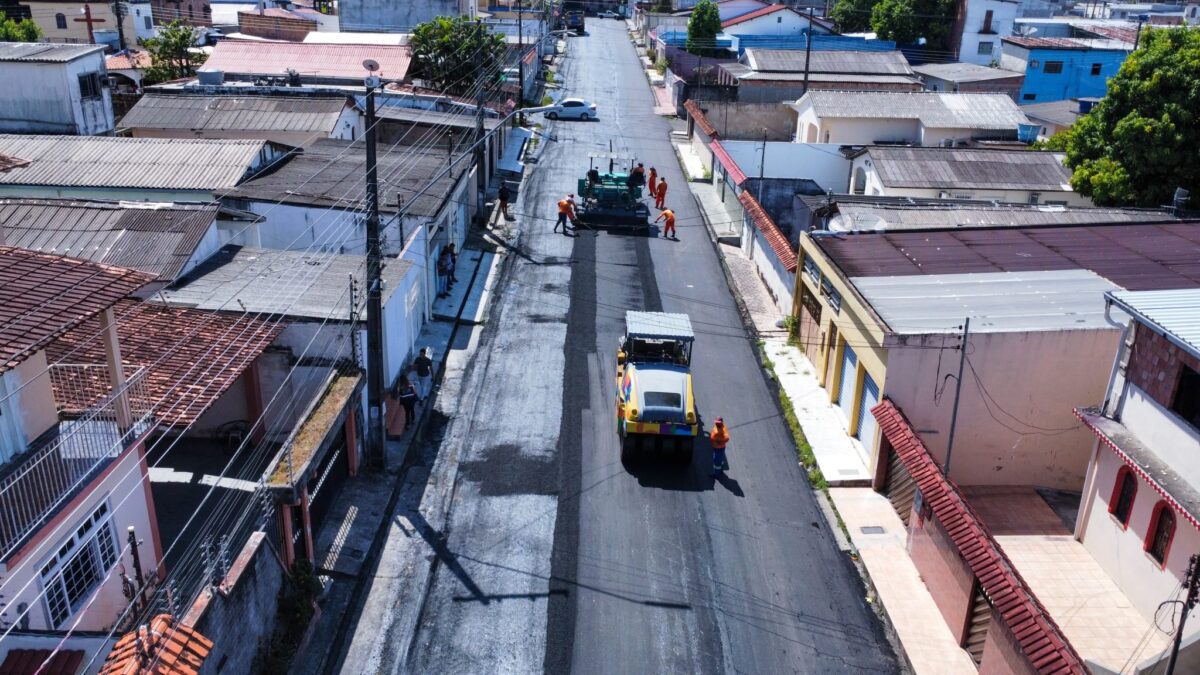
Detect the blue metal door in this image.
<box><xmin>856</xmin><ymin>374</ymin><xmax>880</xmax><ymax>452</ymax></box>
<box><xmin>838</xmin><ymin>345</ymin><xmax>857</xmax><ymax>423</ymax></box>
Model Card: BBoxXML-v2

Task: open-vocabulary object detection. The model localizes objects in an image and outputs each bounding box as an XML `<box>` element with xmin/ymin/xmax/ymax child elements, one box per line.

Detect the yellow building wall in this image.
<box><xmin>29</xmin><ymin>1</ymin><xmax>139</xmax><ymax>46</ymax></box>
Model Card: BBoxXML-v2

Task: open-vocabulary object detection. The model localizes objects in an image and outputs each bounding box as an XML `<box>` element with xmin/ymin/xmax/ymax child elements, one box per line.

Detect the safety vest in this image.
<box><xmin>558</xmin><ymin>199</ymin><xmax>570</xmax><ymax>213</ymax></box>
<box><xmin>710</xmin><ymin>426</ymin><xmax>729</xmax><ymax>449</ymax></box>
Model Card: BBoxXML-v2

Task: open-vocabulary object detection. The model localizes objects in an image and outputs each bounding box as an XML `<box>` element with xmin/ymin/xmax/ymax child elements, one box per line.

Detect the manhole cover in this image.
<box><xmin>860</xmin><ymin>526</ymin><xmax>886</xmax><ymax>535</ymax></box>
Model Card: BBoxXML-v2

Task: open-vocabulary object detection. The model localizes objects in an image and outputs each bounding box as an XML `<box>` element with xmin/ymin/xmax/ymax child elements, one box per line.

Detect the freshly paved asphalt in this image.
<box><xmin>391</xmin><ymin>19</ymin><xmax>899</xmax><ymax>674</ymax></box>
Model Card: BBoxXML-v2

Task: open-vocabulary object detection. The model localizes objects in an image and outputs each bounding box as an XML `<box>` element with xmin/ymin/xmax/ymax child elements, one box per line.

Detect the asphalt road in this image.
<box><xmin>399</xmin><ymin>19</ymin><xmax>899</xmax><ymax>674</ymax></box>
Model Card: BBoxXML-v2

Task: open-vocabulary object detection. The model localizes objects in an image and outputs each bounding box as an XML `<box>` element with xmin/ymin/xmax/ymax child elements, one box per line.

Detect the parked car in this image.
<box><xmin>598</xmin><ymin>11</ymin><xmax>620</xmax><ymax>18</ymax></box>
<box><xmin>543</xmin><ymin>98</ymin><xmax>597</xmax><ymax>120</ymax></box>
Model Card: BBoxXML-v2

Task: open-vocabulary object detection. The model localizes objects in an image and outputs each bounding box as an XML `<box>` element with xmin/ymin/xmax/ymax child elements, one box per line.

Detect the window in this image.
<box><xmin>55</xmin><ymin>12</ymin><xmax>66</xmax><ymax>29</ymax></box>
<box><xmin>144</xmin><ymin>15</ymin><xmax>152</xmax><ymax>29</ymax></box>
<box><xmin>1044</xmin><ymin>61</ymin><xmax>1064</xmax><ymax>74</ymax></box>
<box><xmin>78</xmin><ymin>72</ymin><xmax>102</xmax><ymax>100</ymax></box>
<box><xmin>1088</xmin><ymin>63</ymin><xmax>1102</xmax><ymax>76</ymax></box>
<box><xmin>644</xmin><ymin>392</ymin><xmax>682</xmax><ymax>408</ymax></box>
<box><xmin>1145</xmin><ymin>502</ymin><xmax>1175</xmax><ymax>566</ymax></box>
<box><xmin>203</xmin><ymin>4</ymin><xmax>210</xmax><ymax>18</ymax></box>
<box><xmin>1029</xmin><ymin>59</ymin><xmax>1040</xmax><ymax>69</ymax></box>
<box><xmin>1173</xmin><ymin>365</ymin><xmax>1200</xmax><ymax>428</ymax></box>
<box><xmin>803</xmin><ymin>256</ymin><xmax>820</xmax><ymax>284</ymax></box>
<box><xmin>977</xmin><ymin>41</ymin><xmax>994</xmax><ymax>56</ymax></box>
<box><xmin>1109</xmin><ymin>467</ymin><xmax>1137</xmax><ymax>527</ymax></box>
<box><xmin>1028</xmin><ymin>193</ymin><xmax>1041</xmax><ymax>205</ymax></box>
<box><xmin>39</xmin><ymin>501</ymin><xmax>118</xmax><ymax>627</ymax></box>
<box><xmin>1023</xmin><ymin>93</ymin><xmax>1037</xmax><ymax>101</ymax></box>
<box><xmin>777</xmin><ymin>16</ymin><xmax>782</xmax><ymax>23</ymax></box>
<box><xmin>1044</xmin><ymin>200</ymin><xmax>1068</xmax><ymax>206</ymax></box>
<box><xmin>821</xmin><ymin>277</ymin><xmax>842</xmax><ymax>313</ymax></box>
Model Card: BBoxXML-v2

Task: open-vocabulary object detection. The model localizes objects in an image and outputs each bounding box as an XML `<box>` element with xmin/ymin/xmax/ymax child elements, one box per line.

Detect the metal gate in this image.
<box><xmin>885</xmin><ymin>447</ymin><xmax>916</xmax><ymax>526</ymax></box>
<box><xmin>964</xmin><ymin>584</ymin><xmax>992</xmax><ymax>666</ymax></box>
<box><xmin>838</xmin><ymin>345</ymin><xmax>858</xmax><ymax>423</ymax></box>
<box><xmin>857</xmin><ymin>373</ymin><xmax>880</xmax><ymax>451</ymax></box>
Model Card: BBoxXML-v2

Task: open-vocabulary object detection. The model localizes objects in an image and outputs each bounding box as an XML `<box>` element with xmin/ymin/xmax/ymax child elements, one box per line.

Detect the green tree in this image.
<box><xmin>653</xmin><ymin>0</ymin><xmax>673</xmax><ymax>11</ymax></box>
<box><xmin>1061</xmin><ymin>28</ymin><xmax>1200</xmax><ymax>206</ymax></box>
<box><xmin>869</xmin><ymin>0</ymin><xmax>953</xmax><ymax>49</ymax></box>
<box><xmin>829</xmin><ymin>0</ymin><xmax>878</xmax><ymax>34</ymax></box>
<box><xmin>0</xmin><ymin>11</ymin><xmax>42</xmax><ymax>42</ymax></box>
<box><xmin>686</xmin><ymin>0</ymin><xmax>722</xmax><ymax>56</ymax></box>
<box><xmin>409</xmin><ymin>16</ymin><xmax>507</xmax><ymax>97</ymax></box>
<box><xmin>141</xmin><ymin>20</ymin><xmax>206</xmax><ymax>86</ymax></box>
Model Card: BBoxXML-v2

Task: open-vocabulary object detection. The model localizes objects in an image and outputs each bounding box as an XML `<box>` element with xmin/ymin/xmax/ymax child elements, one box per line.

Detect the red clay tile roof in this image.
<box><xmin>0</xmin><ymin>247</ymin><xmax>153</xmax><ymax>375</ymax></box>
<box><xmin>46</xmin><ymin>300</ymin><xmax>284</xmax><ymax>426</ymax></box>
<box><xmin>105</xmin><ymin>50</ymin><xmax>152</xmax><ymax>70</ymax></box>
<box><xmin>0</xmin><ymin>153</ymin><xmax>31</xmax><ymax>172</ymax></box>
<box><xmin>201</xmin><ymin>41</ymin><xmax>411</xmax><ymax>81</ymax></box>
<box><xmin>99</xmin><ymin>614</ymin><xmax>212</xmax><ymax>675</ymax></box>
<box><xmin>684</xmin><ymin>100</ymin><xmax>719</xmax><ymax>138</ymax></box>
<box><xmin>738</xmin><ymin>191</ymin><xmax>797</xmax><ymax>272</ymax></box>
<box><xmin>0</xmin><ymin>649</ymin><xmax>84</xmax><ymax>675</ymax></box>
<box><xmin>873</xmin><ymin>399</ymin><xmax>1087</xmax><ymax>675</ymax></box>
<box><xmin>722</xmin><ymin>3</ymin><xmax>788</xmax><ymax>27</ymax></box>
<box><xmin>709</xmin><ymin>140</ymin><xmax>745</xmax><ymax>184</ymax></box>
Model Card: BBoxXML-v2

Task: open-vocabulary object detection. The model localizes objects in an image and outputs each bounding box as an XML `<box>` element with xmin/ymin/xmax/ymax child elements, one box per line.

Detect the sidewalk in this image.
<box><xmin>292</xmin><ymin>212</ymin><xmax>508</xmax><ymax>675</ymax></box>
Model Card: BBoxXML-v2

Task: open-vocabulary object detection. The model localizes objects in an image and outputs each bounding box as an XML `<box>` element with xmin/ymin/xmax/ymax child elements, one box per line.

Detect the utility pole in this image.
<box><xmin>112</xmin><ymin>0</ymin><xmax>127</xmax><ymax>52</ymax></box>
<box><xmin>757</xmin><ymin>128</ymin><xmax>766</xmax><ymax>204</ymax></box>
<box><xmin>474</xmin><ymin>19</ymin><xmax>488</xmax><ymax>227</ymax></box>
<box><xmin>801</xmin><ymin>7</ymin><xmax>814</xmax><ymax>96</ymax></box>
<box><xmin>1134</xmin><ymin>14</ymin><xmax>1146</xmax><ymax>49</ymax></box>
<box><xmin>362</xmin><ymin>59</ymin><xmax>386</xmax><ymax>471</ymax></box>
<box><xmin>127</xmin><ymin>526</ymin><xmax>144</xmax><ymax>588</ymax></box>
<box><xmin>943</xmin><ymin>317</ymin><xmax>970</xmax><ymax>477</ymax></box>
<box><xmin>518</xmin><ymin>1</ymin><xmax>525</xmax><ymax>107</ymax></box>
<box><xmin>1166</xmin><ymin>553</ymin><xmax>1200</xmax><ymax>675</ymax></box>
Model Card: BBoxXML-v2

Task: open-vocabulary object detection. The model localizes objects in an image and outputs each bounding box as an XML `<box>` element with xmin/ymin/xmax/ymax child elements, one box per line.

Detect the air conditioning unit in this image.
<box><xmin>940</xmin><ymin>138</ymin><xmax>955</xmax><ymax>147</ymax></box>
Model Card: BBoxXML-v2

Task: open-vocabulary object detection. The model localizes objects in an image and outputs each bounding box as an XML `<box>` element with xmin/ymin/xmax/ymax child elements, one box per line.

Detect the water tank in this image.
<box><xmin>197</xmin><ymin>70</ymin><xmax>224</xmax><ymax>85</ymax></box>
<box><xmin>93</xmin><ymin>29</ymin><xmax>119</xmax><ymax>51</ymax></box>
<box><xmin>1016</xmin><ymin>123</ymin><xmax>1040</xmax><ymax>143</ymax></box>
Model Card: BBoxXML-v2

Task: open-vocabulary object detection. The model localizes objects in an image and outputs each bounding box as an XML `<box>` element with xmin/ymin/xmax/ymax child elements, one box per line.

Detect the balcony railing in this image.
<box><xmin>0</xmin><ymin>366</ymin><xmax>151</xmax><ymax>559</ymax></box>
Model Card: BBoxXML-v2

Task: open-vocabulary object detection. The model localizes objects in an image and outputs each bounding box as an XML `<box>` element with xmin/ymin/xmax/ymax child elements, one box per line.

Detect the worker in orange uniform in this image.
<box><xmin>555</xmin><ymin>194</ymin><xmax>576</xmax><ymax>234</ymax></box>
<box><xmin>648</xmin><ymin>167</ymin><xmax>658</xmax><ymax>196</ymax></box>
<box><xmin>654</xmin><ymin>208</ymin><xmax>676</xmax><ymax>239</ymax></box>
<box><xmin>710</xmin><ymin>417</ymin><xmax>730</xmax><ymax>477</ymax></box>
<box><xmin>654</xmin><ymin>177</ymin><xmax>668</xmax><ymax>209</ymax></box>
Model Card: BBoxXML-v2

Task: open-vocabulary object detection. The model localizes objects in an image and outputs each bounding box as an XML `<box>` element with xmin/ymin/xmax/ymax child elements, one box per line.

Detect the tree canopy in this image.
<box><xmin>1061</xmin><ymin>28</ymin><xmax>1200</xmax><ymax>206</ymax></box>
<box><xmin>409</xmin><ymin>16</ymin><xmax>507</xmax><ymax>97</ymax></box>
<box><xmin>141</xmin><ymin>20</ymin><xmax>206</xmax><ymax>86</ymax></box>
<box><xmin>829</xmin><ymin>0</ymin><xmax>876</xmax><ymax>34</ymax></box>
<box><xmin>0</xmin><ymin>11</ymin><xmax>42</xmax><ymax>42</ymax></box>
<box><xmin>686</xmin><ymin>0</ymin><xmax>722</xmax><ymax>56</ymax></box>
<box><xmin>870</xmin><ymin>0</ymin><xmax>953</xmax><ymax>50</ymax></box>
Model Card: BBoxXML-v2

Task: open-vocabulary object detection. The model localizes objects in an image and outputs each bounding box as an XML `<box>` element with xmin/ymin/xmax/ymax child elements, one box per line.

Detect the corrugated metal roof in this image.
<box><xmin>1020</xmin><ymin>100</ymin><xmax>1084</xmax><ymax>128</ymax></box>
<box><xmin>853</xmin><ymin>269</ymin><xmax>1119</xmax><ymax>334</ymax></box>
<box><xmin>0</xmin><ymin>42</ymin><xmax>105</xmax><ymax>63</ymax></box>
<box><xmin>1001</xmin><ymin>35</ymin><xmax>1131</xmax><ymax>50</ymax></box>
<box><xmin>0</xmin><ymin>135</ymin><xmax>275</xmax><ymax>190</ymax></box>
<box><xmin>863</xmin><ymin>147</ymin><xmax>1072</xmax><ymax>191</ymax></box>
<box><xmin>912</xmin><ymin>62</ymin><xmax>1025</xmax><ymax>83</ymax></box>
<box><xmin>200</xmin><ymin>41</ymin><xmax>412</xmax><ymax>81</ymax></box>
<box><xmin>625</xmin><ymin>311</ymin><xmax>694</xmax><ymax>341</ymax></box>
<box><xmin>874</xmin><ymin>399</ymin><xmax>1089</xmax><ymax>675</ymax></box>
<box><xmin>159</xmin><ymin>245</ymin><xmax>412</xmax><ymax>320</ymax></box>
<box><xmin>1107</xmin><ymin>288</ymin><xmax>1200</xmax><ymax>360</ymax></box>
<box><xmin>746</xmin><ymin>48</ymin><xmax>913</xmax><ymax>75</ymax></box>
<box><xmin>0</xmin><ymin>198</ymin><xmax>220</xmax><ymax>282</ymax></box>
<box><xmin>375</xmin><ymin>105</ymin><xmax>501</xmax><ymax>130</ymax></box>
<box><xmin>797</xmin><ymin>91</ymin><xmax>1030</xmax><ymax>130</ymax></box>
<box><xmin>220</xmin><ymin>138</ymin><xmax>463</xmax><ymax>217</ymax></box>
<box><xmin>812</xmin><ymin>222</ymin><xmax>1200</xmax><ymax>290</ymax></box>
<box><xmin>121</xmin><ymin>94</ymin><xmax>349</xmax><ymax>133</ymax></box>
<box><xmin>816</xmin><ymin>197</ymin><xmax>1177</xmax><ymax>231</ymax></box>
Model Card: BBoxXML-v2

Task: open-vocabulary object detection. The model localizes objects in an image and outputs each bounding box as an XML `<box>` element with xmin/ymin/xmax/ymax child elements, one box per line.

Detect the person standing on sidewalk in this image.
<box><xmin>411</xmin><ymin>348</ymin><xmax>434</xmax><ymax>403</ymax></box>
<box><xmin>498</xmin><ymin>183</ymin><xmax>511</xmax><ymax>220</ymax></box>
<box><xmin>447</xmin><ymin>243</ymin><xmax>459</xmax><ymax>285</ymax></box>
<box><xmin>436</xmin><ymin>248</ymin><xmax>452</xmax><ymax>298</ymax></box>
<box><xmin>710</xmin><ymin>417</ymin><xmax>730</xmax><ymax>477</ymax></box>
<box><xmin>654</xmin><ymin>177</ymin><xmax>668</xmax><ymax>209</ymax></box>
<box><xmin>654</xmin><ymin>208</ymin><xmax>676</xmax><ymax>239</ymax></box>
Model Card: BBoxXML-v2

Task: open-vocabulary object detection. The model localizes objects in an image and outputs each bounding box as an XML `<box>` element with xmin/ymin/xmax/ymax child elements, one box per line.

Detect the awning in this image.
<box><xmin>709</xmin><ymin>140</ymin><xmax>746</xmax><ymax>185</ymax></box>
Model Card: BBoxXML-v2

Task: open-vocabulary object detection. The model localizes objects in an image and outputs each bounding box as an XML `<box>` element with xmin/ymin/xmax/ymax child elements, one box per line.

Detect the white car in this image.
<box><xmin>598</xmin><ymin>11</ymin><xmax>620</xmax><ymax>18</ymax></box>
<box><xmin>543</xmin><ymin>98</ymin><xmax>597</xmax><ymax>121</ymax></box>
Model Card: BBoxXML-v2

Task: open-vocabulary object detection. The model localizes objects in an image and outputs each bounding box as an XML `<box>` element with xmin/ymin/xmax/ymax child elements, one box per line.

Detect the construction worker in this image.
<box><xmin>654</xmin><ymin>177</ymin><xmax>668</xmax><ymax>209</ymax></box>
<box><xmin>555</xmin><ymin>194</ymin><xmax>576</xmax><ymax>233</ymax></box>
<box><xmin>710</xmin><ymin>417</ymin><xmax>730</xmax><ymax>477</ymax></box>
<box><xmin>648</xmin><ymin>167</ymin><xmax>658</xmax><ymax>195</ymax></box>
<box><xmin>654</xmin><ymin>208</ymin><xmax>676</xmax><ymax>239</ymax></box>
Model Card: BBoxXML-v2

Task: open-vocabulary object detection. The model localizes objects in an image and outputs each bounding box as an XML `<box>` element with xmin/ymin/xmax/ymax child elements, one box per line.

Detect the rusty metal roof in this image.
<box><xmin>812</xmin><ymin>223</ymin><xmax>1200</xmax><ymax>291</ymax></box>
<box><xmin>0</xmin><ymin>198</ymin><xmax>221</xmax><ymax>282</ymax></box>
<box><xmin>121</xmin><ymin>94</ymin><xmax>350</xmax><ymax>133</ymax></box>
<box><xmin>199</xmin><ymin>40</ymin><xmax>412</xmax><ymax>81</ymax></box>
<box><xmin>0</xmin><ymin>247</ymin><xmax>152</xmax><ymax>374</ymax></box>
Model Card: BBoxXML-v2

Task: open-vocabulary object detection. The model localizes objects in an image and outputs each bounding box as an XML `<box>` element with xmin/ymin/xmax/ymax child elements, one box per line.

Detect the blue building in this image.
<box><xmin>999</xmin><ymin>35</ymin><xmax>1131</xmax><ymax>103</ymax></box>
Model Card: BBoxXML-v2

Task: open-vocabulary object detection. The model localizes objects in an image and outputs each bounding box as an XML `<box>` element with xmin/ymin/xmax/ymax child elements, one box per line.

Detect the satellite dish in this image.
<box><xmin>363</xmin><ymin>59</ymin><xmax>380</xmax><ymax>72</ymax></box>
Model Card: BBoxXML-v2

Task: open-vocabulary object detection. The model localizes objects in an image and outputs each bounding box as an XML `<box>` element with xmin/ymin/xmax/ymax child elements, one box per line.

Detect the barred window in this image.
<box><xmin>39</xmin><ymin>501</ymin><xmax>117</xmax><ymax>627</ymax></box>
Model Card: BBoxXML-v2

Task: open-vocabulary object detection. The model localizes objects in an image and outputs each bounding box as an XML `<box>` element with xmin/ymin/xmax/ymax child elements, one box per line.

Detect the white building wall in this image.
<box><xmin>0</xmin><ymin>446</ymin><xmax>158</xmax><ymax>631</ymax></box>
<box><xmin>0</xmin><ymin>353</ymin><xmax>58</xmax><ymax>463</ymax></box>
<box><xmin>744</xmin><ymin>223</ymin><xmax>795</xmax><ymax>317</ymax></box>
<box><xmin>958</xmin><ymin>0</ymin><xmax>1018</xmax><ymax>65</ymax></box>
<box><xmin>999</xmin><ymin>43</ymin><xmax>1031</xmax><ymax>75</ymax></box>
<box><xmin>722</xmin><ymin>141</ymin><xmax>850</xmax><ymax>190</ymax></box>
<box><xmin>1081</xmin><ymin>446</ymin><xmax>1200</xmax><ymax>631</ymax></box>
<box><xmin>792</xmin><ymin>105</ymin><xmax>922</xmax><ymax>144</ymax></box>
<box><xmin>1119</xmin><ymin>384</ymin><xmax>1200</xmax><ymax>481</ymax></box>
<box><xmin>0</xmin><ymin>56</ymin><xmax>113</xmax><ymax>135</ymax></box>
<box><xmin>724</xmin><ymin>10</ymin><xmax>826</xmax><ymax>37</ymax></box>
<box><xmin>130</xmin><ymin>1</ymin><xmax>156</xmax><ymax>40</ymax></box>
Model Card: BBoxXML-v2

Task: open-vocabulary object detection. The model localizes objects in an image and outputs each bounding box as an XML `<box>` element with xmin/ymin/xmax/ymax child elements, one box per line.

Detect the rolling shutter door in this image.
<box><xmin>838</xmin><ymin>345</ymin><xmax>857</xmax><ymax>423</ymax></box>
<box><xmin>886</xmin><ymin>448</ymin><xmax>916</xmax><ymax>526</ymax></box>
<box><xmin>856</xmin><ymin>374</ymin><xmax>880</xmax><ymax>451</ymax></box>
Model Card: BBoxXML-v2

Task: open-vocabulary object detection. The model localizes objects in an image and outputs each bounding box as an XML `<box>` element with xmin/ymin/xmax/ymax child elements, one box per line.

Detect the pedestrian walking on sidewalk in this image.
<box><xmin>710</xmin><ymin>417</ymin><xmax>730</xmax><ymax>477</ymax></box>
<box><xmin>411</xmin><ymin>348</ymin><xmax>434</xmax><ymax>403</ymax></box>
<box><xmin>654</xmin><ymin>178</ymin><xmax>668</xmax><ymax>209</ymax></box>
<box><xmin>555</xmin><ymin>194</ymin><xmax>577</xmax><ymax>233</ymax></box>
<box><xmin>654</xmin><ymin>208</ymin><xmax>676</xmax><ymax>239</ymax></box>
<box><xmin>498</xmin><ymin>183</ymin><xmax>511</xmax><ymax>220</ymax></box>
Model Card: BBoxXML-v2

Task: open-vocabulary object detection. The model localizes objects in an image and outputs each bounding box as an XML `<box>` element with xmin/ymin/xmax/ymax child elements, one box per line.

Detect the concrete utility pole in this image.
<box><xmin>757</xmin><ymin>128</ymin><xmax>766</xmax><ymax>204</ymax></box>
<box><xmin>943</xmin><ymin>317</ymin><xmax>970</xmax><ymax>477</ymax></box>
<box><xmin>1166</xmin><ymin>553</ymin><xmax>1200</xmax><ymax>675</ymax></box>
<box><xmin>801</xmin><ymin>7</ymin><xmax>814</xmax><ymax>96</ymax></box>
<box><xmin>475</xmin><ymin>19</ymin><xmax>488</xmax><ymax>225</ymax></box>
<box><xmin>518</xmin><ymin>1</ymin><xmax>525</xmax><ymax>106</ymax></box>
<box><xmin>112</xmin><ymin>0</ymin><xmax>127</xmax><ymax>52</ymax></box>
<box><xmin>363</xmin><ymin>59</ymin><xmax>386</xmax><ymax>471</ymax></box>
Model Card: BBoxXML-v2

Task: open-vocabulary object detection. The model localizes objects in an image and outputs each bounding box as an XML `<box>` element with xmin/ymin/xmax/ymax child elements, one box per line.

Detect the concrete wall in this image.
<box><xmin>1</xmin><ymin>444</ymin><xmax>159</xmax><ymax>631</ymax></box>
<box><xmin>339</xmin><ymin>0</ymin><xmax>471</xmax><ymax>32</ymax></box>
<box><xmin>724</xmin><ymin>9</ymin><xmax>823</xmax><ymax>36</ymax></box>
<box><xmin>0</xmin><ymin>56</ymin><xmax>113</xmax><ymax>135</ymax></box>
<box><xmin>744</xmin><ymin>222</ymin><xmax>795</xmax><ymax>317</ymax></box>
<box><xmin>185</xmin><ymin>532</ymin><xmax>286</xmax><ymax>675</ymax></box>
<box><xmin>1120</xmin><ymin>386</ymin><xmax>1200</xmax><ymax>479</ymax></box>
<box><xmin>908</xmin><ymin>503</ymin><xmax>975</xmax><ymax>644</ymax></box>
<box><xmin>1125</xmin><ymin>321</ymin><xmax>1200</xmax><ymax>414</ymax></box>
<box><xmin>721</xmin><ymin>141</ymin><xmax>849</xmax><ymax>191</ymax></box>
<box><xmin>956</xmin><ymin>0</ymin><xmax>1018</xmax><ymax>65</ymax></box>
<box><xmin>794</xmin><ymin>105</ymin><xmax>921</xmax><ymax>144</ymax></box>
<box><xmin>238</xmin><ymin>11</ymin><xmax>318</xmax><ymax>41</ymax></box>
<box><xmin>0</xmin><ymin>352</ymin><xmax>57</xmax><ymax>463</ymax></box>
<box><xmin>886</xmin><ymin>329</ymin><xmax>1121</xmax><ymax>489</ymax></box>
<box><xmin>687</xmin><ymin>101</ymin><xmax>795</xmax><ymax>141</ymax></box>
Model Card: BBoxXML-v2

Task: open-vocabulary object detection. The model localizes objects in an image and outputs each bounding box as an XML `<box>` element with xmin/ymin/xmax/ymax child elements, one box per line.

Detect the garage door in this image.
<box><xmin>886</xmin><ymin>448</ymin><xmax>916</xmax><ymax>526</ymax></box>
<box><xmin>856</xmin><ymin>374</ymin><xmax>880</xmax><ymax>452</ymax></box>
<box><xmin>838</xmin><ymin>345</ymin><xmax>857</xmax><ymax>423</ymax></box>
